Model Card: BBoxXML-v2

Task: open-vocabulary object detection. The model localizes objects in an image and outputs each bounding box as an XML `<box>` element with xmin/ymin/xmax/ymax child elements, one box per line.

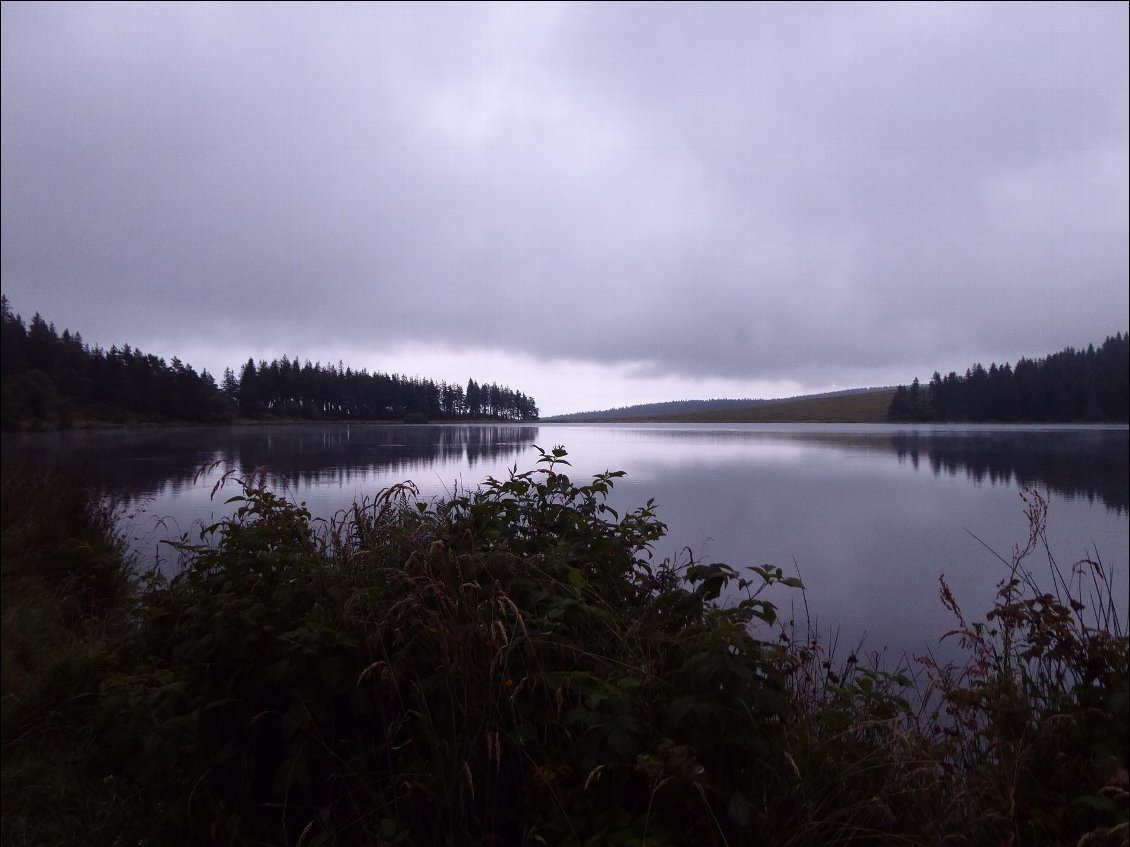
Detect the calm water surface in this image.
<box><xmin>5</xmin><ymin>422</ymin><xmax>1127</xmax><ymax>662</ymax></box>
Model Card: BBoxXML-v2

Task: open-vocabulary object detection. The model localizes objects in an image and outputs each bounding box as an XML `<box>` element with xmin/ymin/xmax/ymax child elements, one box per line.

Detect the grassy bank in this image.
<box><xmin>558</xmin><ymin>389</ymin><xmax>897</xmax><ymax>424</ymax></box>
<box><xmin>1</xmin><ymin>451</ymin><xmax>1126</xmax><ymax>846</ymax></box>
<box><xmin>648</xmin><ymin>389</ymin><xmax>896</xmax><ymax>424</ymax></box>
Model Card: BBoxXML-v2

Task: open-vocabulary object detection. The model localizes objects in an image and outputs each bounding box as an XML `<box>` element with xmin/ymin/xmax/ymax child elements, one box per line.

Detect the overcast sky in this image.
<box><xmin>2</xmin><ymin>2</ymin><xmax>1127</xmax><ymax>415</ymax></box>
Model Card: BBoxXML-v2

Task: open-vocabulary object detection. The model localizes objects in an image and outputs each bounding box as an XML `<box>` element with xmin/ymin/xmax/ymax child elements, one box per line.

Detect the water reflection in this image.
<box><xmin>889</xmin><ymin>429</ymin><xmax>1127</xmax><ymax>513</ymax></box>
<box><xmin>2</xmin><ymin>423</ymin><xmax>1126</xmax><ymax>514</ymax></box>
<box><xmin>2</xmin><ymin>424</ymin><xmax>541</xmax><ymax>499</ymax></box>
<box><xmin>525</xmin><ymin>424</ymin><xmax>1125</xmax><ymax>667</ymax></box>
<box><xmin>2</xmin><ymin>422</ymin><xmax>1124</xmax><ymax>661</ymax></box>
<box><xmin>598</xmin><ymin>425</ymin><xmax>1128</xmax><ymax>514</ymax></box>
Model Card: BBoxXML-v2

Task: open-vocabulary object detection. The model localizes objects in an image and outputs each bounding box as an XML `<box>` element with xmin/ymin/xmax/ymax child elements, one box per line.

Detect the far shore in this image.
<box><xmin>11</xmin><ymin>388</ymin><xmax>1130</xmax><ymax>433</ymax></box>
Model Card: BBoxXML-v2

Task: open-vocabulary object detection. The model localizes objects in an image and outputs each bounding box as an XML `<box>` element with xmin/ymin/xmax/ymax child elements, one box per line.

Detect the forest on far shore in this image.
<box><xmin>4</xmin><ymin>296</ymin><xmax>1126</xmax><ymax>431</ymax></box>
<box><xmin>0</xmin><ymin>296</ymin><xmax>538</xmax><ymax>430</ymax></box>
<box><xmin>887</xmin><ymin>333</ymin><xmax>1129</xmax><ymax>423</ymax></box>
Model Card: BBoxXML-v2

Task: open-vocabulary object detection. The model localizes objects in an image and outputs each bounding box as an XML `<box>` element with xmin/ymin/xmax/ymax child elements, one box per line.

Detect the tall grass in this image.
<box><xmin>1</xmin><ymin>449</ymin><xmax>1125</xmax><ymax>846</ymax></box>
<box><xmin>773</xmin><ymin>487</ymin><xmax>1128</xmax><ymax>846</ymax></box>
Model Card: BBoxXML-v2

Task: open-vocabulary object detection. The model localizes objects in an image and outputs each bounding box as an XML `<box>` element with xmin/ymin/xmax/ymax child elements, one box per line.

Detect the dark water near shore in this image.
<box><xmin>4</xmin><ymin>422</ymin><xmax>1127</xmax><ymax>662</ymax></box>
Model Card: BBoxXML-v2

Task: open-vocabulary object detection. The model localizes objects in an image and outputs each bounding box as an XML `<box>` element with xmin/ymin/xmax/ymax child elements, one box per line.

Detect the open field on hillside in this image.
<box><xmin>622</xmin><ymin>388</ymin><xmax>896</xmax><ymax>424</ymax></box>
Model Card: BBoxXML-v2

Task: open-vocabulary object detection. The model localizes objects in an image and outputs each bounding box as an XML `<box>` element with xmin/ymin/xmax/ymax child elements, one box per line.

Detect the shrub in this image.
<box><xmin>92</xmin><ymin>448</ymin><xmax>799</xmax><ymax>846</ymax></box>
<box><xmin>921</xmin><ymin>489</ymin><xmax>1129</xmax><ymax>845</ymax></box>
<box><xmin>1</xmin><ymin>455</ymin><xmax>1125</xmax><ymax>846</ymax></box>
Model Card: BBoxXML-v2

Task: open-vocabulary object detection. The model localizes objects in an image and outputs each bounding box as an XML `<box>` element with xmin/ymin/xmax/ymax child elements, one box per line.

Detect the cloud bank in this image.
<box><xmin>3</xmin><ymin>3</ymin><xmax>1127</xmax><ymax>411</ymax></box>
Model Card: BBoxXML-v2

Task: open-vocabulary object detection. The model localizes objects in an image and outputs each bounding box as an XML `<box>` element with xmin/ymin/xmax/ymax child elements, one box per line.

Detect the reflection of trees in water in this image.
<box><xmin>1</xmin><ymin>425</ymin><xmax>540</xmax><ymax>501</ymax></box>
<box><xmin>207</xmin><ymin>425</ymin><xmax>539</xmax><ymax>489</ymax></box>
<box><xmin>5</xmin><ymin>424</ymin><xmax>1125</xmax><ymax>514</ymax></box>
<box><xmin>629</xmin><ymin>425</ymin><xmax>1128</xmax><ymax>514</ymax></box>
<box><xmin>887</xmin><ymin>431</ymin><xmax>1128</xmax><ymax>514</ymax></box>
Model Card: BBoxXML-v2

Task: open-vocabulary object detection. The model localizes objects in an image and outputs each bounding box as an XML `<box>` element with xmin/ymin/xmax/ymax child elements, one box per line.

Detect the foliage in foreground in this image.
<box><xmin>1</xmin><ymin>451</ymin><xmax>1127</xmax><ymax>846</ymax></box>
<box><xmin>1</xmin><ymin>465</ymin><xmax>135</xmax><ymax>843</ymax></box>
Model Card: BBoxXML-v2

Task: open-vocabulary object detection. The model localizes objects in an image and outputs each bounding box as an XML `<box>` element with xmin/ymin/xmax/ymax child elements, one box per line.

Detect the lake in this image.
<box><xmin>4</xmin><ymin>422</ymin><xmax>1127</xmax><ymax>664</ymax></box>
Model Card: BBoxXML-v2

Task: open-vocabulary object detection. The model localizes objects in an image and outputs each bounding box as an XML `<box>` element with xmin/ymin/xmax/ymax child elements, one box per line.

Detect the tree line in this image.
<box><xmin>1</xmin><ymin>296</ymin><xmax>231</xmax><ymax>427</ymax></box>
<box><xmin>231</xmin><ymin>357</ymin><xmax>538</xmax><ymax>421</ymax></box>
<box><xmin>0</xmin><ymin>296</ymin><xmax>538</xmax><ymax>429</ymax></box>
<box><xmin>887</xmin><ymin>333</ymin><xmax>1129</xmax><ymax>423</ymax></box>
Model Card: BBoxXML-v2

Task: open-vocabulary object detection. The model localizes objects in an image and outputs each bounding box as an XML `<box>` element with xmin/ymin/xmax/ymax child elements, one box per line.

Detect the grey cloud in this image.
<box><xmin>2</xmin><ymin>2</ymin><xmax>1126</xmax><ymax>393</ymax></box>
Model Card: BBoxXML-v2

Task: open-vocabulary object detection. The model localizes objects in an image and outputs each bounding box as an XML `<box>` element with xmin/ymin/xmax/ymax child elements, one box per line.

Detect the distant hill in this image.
<box><xmin>547</xmin><ymin>398</ymin><xmax>766</xmax><ymax>422</ymax></box>
<box><xmin>547</xmin><ymin>387</ymin><xmax>895</xmax><ymax>423</ymax></box>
